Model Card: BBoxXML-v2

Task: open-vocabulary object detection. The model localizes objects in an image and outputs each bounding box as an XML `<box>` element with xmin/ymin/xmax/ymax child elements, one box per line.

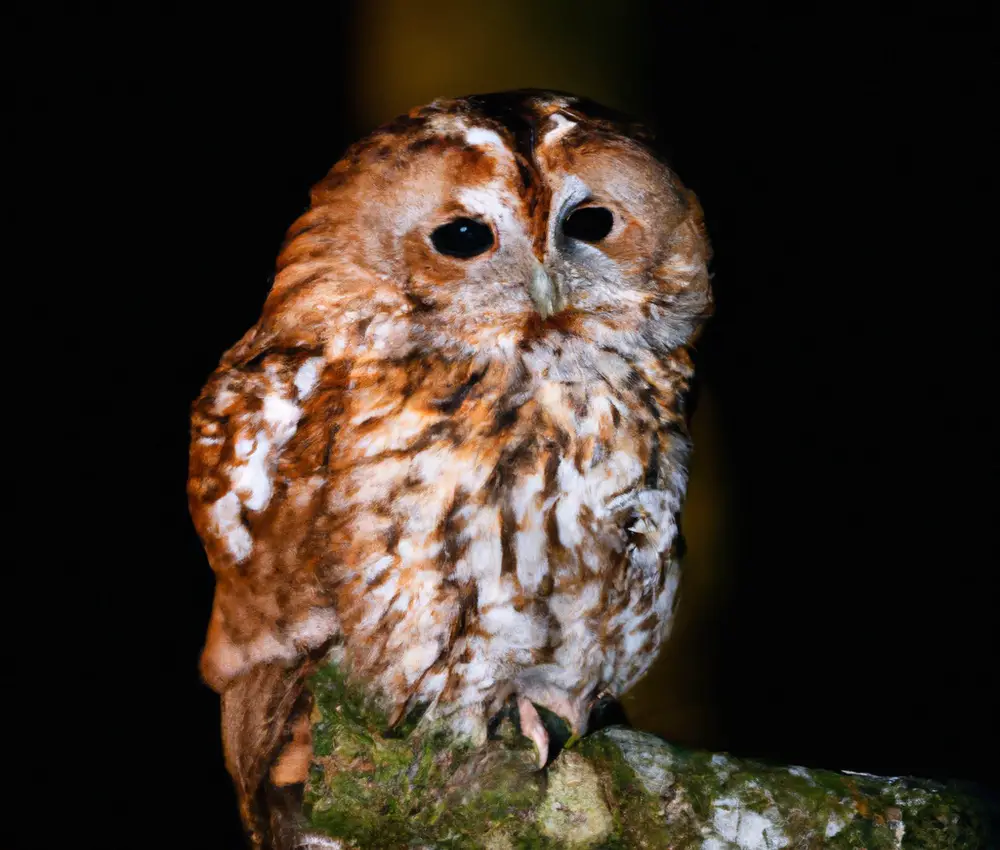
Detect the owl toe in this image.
<box><xmin>516</xmin><ymin>695</ymin><xmax>549</xmax><ymax>768</ymax></box>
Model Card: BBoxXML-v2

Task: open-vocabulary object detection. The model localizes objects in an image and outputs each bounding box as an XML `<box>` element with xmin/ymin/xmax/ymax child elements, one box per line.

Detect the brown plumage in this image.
<box><xmin>188</xmin><ymin>90</ymin><xmax>712</xmax><ymax>847</ymax></box>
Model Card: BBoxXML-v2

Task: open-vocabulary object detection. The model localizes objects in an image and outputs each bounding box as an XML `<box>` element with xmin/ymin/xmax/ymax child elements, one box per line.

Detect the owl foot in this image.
<box><xmin>516</xmin><ymin>682</ymin><xmax>588</xmax><ymax>739</ymax></box>
<box><xmin>485</xmin><ymin>691</ymin><xmax>581</xmax><ymax>768</ymax></box>
<box><xmin>515</xmin><ymin>695</ymin><xmax>549</xmax><ymax>768</ymax></box>
<box><xmin>502</xmin><ymin>686</ymin><xmax>629</xmax><ymax>767</ymax></box>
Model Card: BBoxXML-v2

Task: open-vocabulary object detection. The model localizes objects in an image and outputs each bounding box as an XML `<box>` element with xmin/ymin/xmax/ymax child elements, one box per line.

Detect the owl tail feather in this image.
<box><xmin>220</xmin><ymin>648</ymin><xmax>330</xmax><ymax>850</ymax></box>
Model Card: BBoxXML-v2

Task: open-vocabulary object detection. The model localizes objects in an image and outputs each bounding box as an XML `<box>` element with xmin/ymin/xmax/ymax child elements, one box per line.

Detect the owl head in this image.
<box><xmin>245</xmin><ymin>90</ymin><xmax>711</xmax><ymax>365</ymax></box>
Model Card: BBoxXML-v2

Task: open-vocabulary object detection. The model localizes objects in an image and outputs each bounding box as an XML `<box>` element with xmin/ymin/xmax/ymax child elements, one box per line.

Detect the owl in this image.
<box><xmin>188</xmin><ymin>89</ymin><xmax>711</xmax><ymax>847</ymax></box>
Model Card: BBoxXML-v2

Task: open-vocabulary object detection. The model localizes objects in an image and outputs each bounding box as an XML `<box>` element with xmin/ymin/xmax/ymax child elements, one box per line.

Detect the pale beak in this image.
<box><xmin>527</xmin><ymin>264</ymin><xmax>567</xmax><ymax>319</ymax></box>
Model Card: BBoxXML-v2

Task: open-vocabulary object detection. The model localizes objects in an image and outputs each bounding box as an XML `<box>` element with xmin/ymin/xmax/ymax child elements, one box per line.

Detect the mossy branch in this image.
<box><xmin>294</xmin><ymin>663</ymin><xmax>996</xmax><ymax>849</ymax></box>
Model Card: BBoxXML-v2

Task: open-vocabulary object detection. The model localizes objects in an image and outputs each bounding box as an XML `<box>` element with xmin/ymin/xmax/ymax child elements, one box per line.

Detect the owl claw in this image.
<box><xmin>516</xmin><ymin>695</ymin><xmax>549</xmax><ymax>769</ymax></box>
<box><xmin>514</xmin><ymin>683</ymin><xmax>588</xmax><ymax>740</ymax></box>
<box><xmin>510</xmin><ymin>685</ymin><xmax>628</xmax><ymax>765</ymax></box>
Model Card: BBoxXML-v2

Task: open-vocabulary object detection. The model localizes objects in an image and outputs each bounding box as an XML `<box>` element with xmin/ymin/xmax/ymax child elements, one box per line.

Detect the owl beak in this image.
<box><xmin>527</xmin><ymin>265</ymin><xmax>567</xmax><ymax>319</ymax></box>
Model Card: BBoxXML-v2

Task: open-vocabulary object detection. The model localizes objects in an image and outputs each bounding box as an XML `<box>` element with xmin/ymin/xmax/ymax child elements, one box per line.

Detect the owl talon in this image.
<box><xmin>516</xmin><ymin>695</ymin><xmax>549</xmax><ymax>768</ymax></box>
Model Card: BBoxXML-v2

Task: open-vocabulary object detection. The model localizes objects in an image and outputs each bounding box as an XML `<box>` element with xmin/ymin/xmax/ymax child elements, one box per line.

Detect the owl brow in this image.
<box><xmin>463</xmin><ymin>92</ymin><xmax>539</xmax><ymax>166</ymax></box>
<box><xmin>460</xmin><ymin>94</ymin><xmax>562</xmax><ymax>259</ymax></box>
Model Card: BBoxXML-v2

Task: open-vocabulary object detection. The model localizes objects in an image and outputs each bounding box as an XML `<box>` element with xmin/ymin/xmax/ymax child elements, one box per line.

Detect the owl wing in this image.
<box><xmin>189</xmin><ymin>327</ymin><xmax>350</xmax><ymax>849</ymax></box>
<box><xmin>188</xmin><ymin>327</ymin><xmax>339</xmax><ymax>692</ymax></box>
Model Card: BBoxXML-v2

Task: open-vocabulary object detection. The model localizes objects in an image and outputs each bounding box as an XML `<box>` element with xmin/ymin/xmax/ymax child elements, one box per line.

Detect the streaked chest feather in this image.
<box><xmin>195</xmin><ymin>342</ymin><xmax>691</xmax><ymax>725</ymax></box>
<box><xmin>319</xmin><ymin>348</ymin><xmax>687</xmax><ymax>697</ymax></box>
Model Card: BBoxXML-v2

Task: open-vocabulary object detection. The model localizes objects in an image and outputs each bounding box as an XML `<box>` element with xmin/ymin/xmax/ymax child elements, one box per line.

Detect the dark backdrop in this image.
<box><xmin>12</xmin><ymin>5</ymin><xmax>996</xmax><ymax>848</ymax></box>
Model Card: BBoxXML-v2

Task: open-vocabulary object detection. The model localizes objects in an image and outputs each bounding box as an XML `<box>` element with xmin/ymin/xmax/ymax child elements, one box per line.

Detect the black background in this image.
<box><xmin>12</xmin><ymin>4</ymin><xmax>996</xmax><ymax>847</ymax></box>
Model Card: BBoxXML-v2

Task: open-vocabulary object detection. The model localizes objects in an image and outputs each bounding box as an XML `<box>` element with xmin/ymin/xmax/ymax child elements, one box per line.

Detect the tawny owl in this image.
<box><xmin>188</xmin><ymin>89</ymin><xmax>711</xmax><ymax>847</ymax></box>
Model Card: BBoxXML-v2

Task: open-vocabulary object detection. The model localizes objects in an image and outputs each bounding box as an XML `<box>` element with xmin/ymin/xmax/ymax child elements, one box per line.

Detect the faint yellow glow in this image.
<box><xmin>354</xmin><ymin>0</ymin><xmax>643</xmax><ymax>127</ymax></box>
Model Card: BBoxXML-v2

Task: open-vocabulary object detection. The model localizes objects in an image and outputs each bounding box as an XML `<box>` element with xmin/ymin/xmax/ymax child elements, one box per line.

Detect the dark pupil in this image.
<box><xmin>431</xmin><ymin>218</ymin><xmax>494</xmax><ymax>258</ymax></box>
<box><xmin>563</xmin><ymin>206</ymin><xmax>614</xmax><ymax>242</ymax></box>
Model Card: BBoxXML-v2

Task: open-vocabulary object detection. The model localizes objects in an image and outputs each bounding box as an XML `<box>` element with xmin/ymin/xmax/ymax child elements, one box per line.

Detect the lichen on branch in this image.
<box><xmin>302</xmin><ymin>663</ymin><xmax>996</xmax><ymax>848</ymax></box>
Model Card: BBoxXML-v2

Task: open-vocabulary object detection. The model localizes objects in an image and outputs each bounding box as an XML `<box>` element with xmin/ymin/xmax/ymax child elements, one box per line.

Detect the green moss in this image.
<box><xmin>306</xmin><ymin>663</ymin><xmax>544</xmax><ymax>848</ymax></box>
<box><xmin>304</xmin><ymin>663</ymin><xmax>996</xmax><ymax>849</ymax></box>
<box><xmin>819</xmin><ymin>775</ymin><xmax>996</xmax><ymax>850</ymax></box>
<box><xmin>577</xmin><ymin>733</ymin><xmax>677</xmax><ymax>848</ymax></box>
<box><xmin>581</xmin><ymin>730</ymin><xmax>996</xmax><ymax>849</ymax></box>
<box><xmin>667</xmin><ymin>748</ymin><xmax>721</xmax><ymax>822</ymax></box>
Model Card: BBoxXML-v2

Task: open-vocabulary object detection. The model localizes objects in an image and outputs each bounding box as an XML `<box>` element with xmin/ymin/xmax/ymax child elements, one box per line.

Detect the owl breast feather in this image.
<box><xmin>192</xmin><ymin>344</ymin><xmax>690</xmax><ymax>736</ymax></box>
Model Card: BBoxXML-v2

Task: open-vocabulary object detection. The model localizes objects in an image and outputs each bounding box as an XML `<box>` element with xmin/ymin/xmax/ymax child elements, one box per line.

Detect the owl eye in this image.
<box><xmin>430</xmin><ymin>218</ymin><xmax>495</xmax><ymax>258</ymax></box>
<box><xmin>563</xmin><ymin>206</ymin><xmax>614</xmax><ymax>243</ymax></box>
